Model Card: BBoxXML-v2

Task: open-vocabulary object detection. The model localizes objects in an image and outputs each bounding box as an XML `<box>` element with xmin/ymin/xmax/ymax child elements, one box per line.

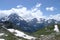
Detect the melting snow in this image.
<box><xmin>0</xmin><ymin>39</ymin><xmax>5</xmax><ymax>40</ymax></box>
<box><xmin>7</xmin><ymin>29</ymin><xmax>15</xmax><ymax>33</ymax></box>
<box><xmin>8</xmin><ymin>29</ymin><xmax>36</xmax><ymax>40</ymax></box>
<box><xmin>0</xmin><ymin>33</ymin><xmax>4</xmax><ymax>36</ymax></box>
<box><xmin>40</xmin><ymin>35</ymin><xmax>44</xmax><ymax>36</ymax></box>
<box><xmin>54</xmin><ymin>25</ymin><xmax>59</xmax><ymax>32</ymax></box>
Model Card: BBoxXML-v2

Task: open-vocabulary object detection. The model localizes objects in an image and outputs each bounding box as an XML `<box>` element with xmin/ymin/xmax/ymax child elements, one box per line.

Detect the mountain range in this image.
<box><xmin>0</xmin><ymin>13</ymin><xmax>60</xmax><ymax>32</ymax></box>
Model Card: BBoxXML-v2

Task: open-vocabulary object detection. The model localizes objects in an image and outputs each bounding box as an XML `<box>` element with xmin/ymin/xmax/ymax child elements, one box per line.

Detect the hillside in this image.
<box><xmin>0</xmin><ymin>23</ymin><xmax>36</xmax><ymax>40</ymax></box>
<box><xmin>32</xmin><ymin>24</ymin><xmax>60</xmax><ymax>40</ymax></box>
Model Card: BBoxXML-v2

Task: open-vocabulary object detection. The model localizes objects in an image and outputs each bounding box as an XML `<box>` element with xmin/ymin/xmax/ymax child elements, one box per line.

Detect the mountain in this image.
<box><xmin>0</xmin><ymin>13</ymin><xmax>60</xmax><ymax>33</ymax></box>
<box><xmin>0</xmin><ymin>13</ymin><xmax>37</xmax><ymax>32</ymax></box>
<box><xmin>28</xmin><ymin>18</ymin><xmax>45</xmax><ymax>30</ymax></box>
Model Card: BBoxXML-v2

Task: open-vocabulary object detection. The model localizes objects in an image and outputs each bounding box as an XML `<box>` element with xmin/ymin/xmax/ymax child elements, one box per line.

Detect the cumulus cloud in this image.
<box><xmin>0</xmin><ymin>3</ymin><xmax>44</xmax><ymax>21</ymax></box>
<box><xmin>46</xmin><ymin>7</ymin><xmax>55</xmax><ymax>11</ymax></box>
<box><xmin>0</xmin><ymin>4</ymin><xmax>60</xmax><ymax>21</ymax></box>
<box><xmin>0</xmin><ymin>9</ymin><xmax>14</xmax><ymax>18</ymax></box>
<box><xmin>31</xmin><ymin>3</ymin><xmax>42</xmax><ymax>12</ymax></box>
<box><xmin>16</xmin><ymin>5</ymin><xmax>23</xmax><ymax>8</ymax></box>
<box><xmin>48</xmin><ymin>14</ymin><xmax>60</xmax><ymax>21</ymax></box>
<box><xmin>35</xmin><ymin>3</ymin><xmax>42</xmax><ymax>8</ymax></box>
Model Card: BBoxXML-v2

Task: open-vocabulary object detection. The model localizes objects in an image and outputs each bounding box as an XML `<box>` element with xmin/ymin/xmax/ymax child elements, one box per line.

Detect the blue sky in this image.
<box><xmin>0</xmin><ymin>0</ymin><xmax>60</xmax><ymax>15</ymax></box>
<box><xmin>0</xmin><ymin>0</ymin><xmax>60</xmax><ymax>21</ymax></box>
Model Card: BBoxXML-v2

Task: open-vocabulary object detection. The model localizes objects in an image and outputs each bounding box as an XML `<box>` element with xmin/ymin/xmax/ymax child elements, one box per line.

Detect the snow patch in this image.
<box><xmin>7</xmin><ymin>29</ymin><xmax>15</xmax><ymax>33</ymax></box>
<box><xmin>54</xmin><ymin>25</ymin><xmax>59</xmax><ymax>32</ymax></box>
<box><xmin>0</xmin><ymin>39</ymin><xmax>5</xmax><ymax>40</ymax></box>
<box><xmin>8</xmin><ymin>29</ymin><xmax>36</xmax><ymax>40</ymax></box>
<box><xmin>0</xmin><ymin>33</ymin><xmax>4</xmax><ymax>36</ymax></box>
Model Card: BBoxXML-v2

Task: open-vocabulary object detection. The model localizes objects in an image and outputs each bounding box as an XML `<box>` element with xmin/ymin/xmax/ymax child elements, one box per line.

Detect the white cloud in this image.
<box><xmin>31</xmin><ymin>3</ymin><xmax>42</xmax><ymax>12</ymax></box>
<box><xmin>48</xmin><ymin>14</ymin><xmax>60</xmax><ymax>21</ymax></box>
<box><xmin>0</xmin><ymin>3</ymin><xmax>44</xmax><ymax>21</ymax></box>
<box><xmin>46</xmin><ymin>7</ymin><xmax>55</xmax><ymax>11</ymax></box>
<box><xmin>16</xmin><ymin>5</ymin><xmax>23</xmax><ymax>8</ymax></box>
<box><xmin>44</xmin><ymin>14</ymin><xmax>60</xmax><ymax>21</ymax></box>
<box><xmin>0</xmin><ymin>4</ymin><xmax>60</xmax><ymax>21</ymax></box>
<box><xmin>35</xmin><ymin>3</ymin><xmax>42</xmax><ymax>8</ymax></box>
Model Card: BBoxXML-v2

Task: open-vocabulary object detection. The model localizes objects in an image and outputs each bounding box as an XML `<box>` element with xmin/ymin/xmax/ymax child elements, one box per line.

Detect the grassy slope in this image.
<box><xmin>0</xmin><ymin>24</ymin><xmax>27</xmax><ymax>40</ymax></box>
<box><xmin>32</xmin><ymin>26</ymin><xmax>54</xmax><ymax>37</ymax></box>
<box><xmin>31</xmin><ymin>24</ymin><xmax>60</xmax><ymax>40</ymax></box>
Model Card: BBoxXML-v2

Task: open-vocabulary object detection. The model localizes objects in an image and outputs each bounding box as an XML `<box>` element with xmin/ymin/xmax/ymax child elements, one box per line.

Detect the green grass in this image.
<box><xmin>0</xmin><ymin>25</ymin><xmax>28</xmax><ymax>40</ymax></box>
<box><xmin>32</xmin><ymin>25</ymin><xmax>56</xmax><ymax>37</ymax></box>
<box><xmin>55</xmin><ymin>34</ymin><xmax>60</xmax><ymax>40</ymax></box>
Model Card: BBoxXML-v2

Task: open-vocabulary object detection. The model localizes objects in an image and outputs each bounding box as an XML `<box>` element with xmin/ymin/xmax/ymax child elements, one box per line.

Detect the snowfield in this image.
<box><xmin>0</xmin><ymin>33</ymin><xmax>4</xmax><ymax>36</ymax></box>
<box><xmin>0</xmin><ymin>39</ymin><xmax>5</xmax><ymax>40</ymax></box>
<box><xmin>7</xmin><ymin>29</ymin><xmax>36</xmax><ymax>40</ymax></box>
<box><xmin>54</xmin><ymin>25</ymin><xmax>59</xmax><ymax>32</ymax></box>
